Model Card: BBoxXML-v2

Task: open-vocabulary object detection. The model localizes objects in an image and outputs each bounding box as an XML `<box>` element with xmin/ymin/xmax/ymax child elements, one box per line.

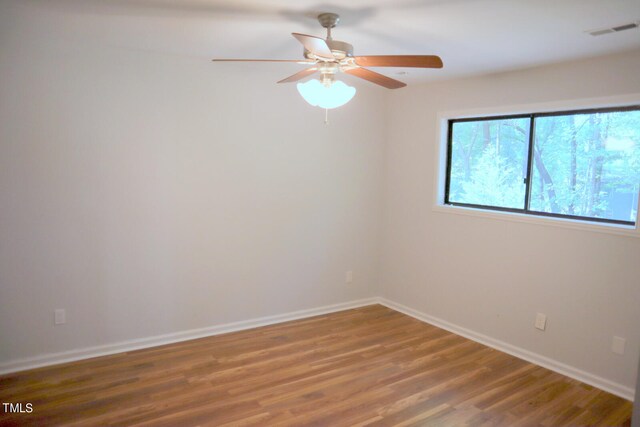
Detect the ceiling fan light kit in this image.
<box><xmin>212</xmin><ymin>12</ymin><xmax>443</xmax><ymax>117</ymax></box>
<box><xmin>297</xmin><ymin>79</ymin><xmax>356</xmax><ymax>109</ymax></box>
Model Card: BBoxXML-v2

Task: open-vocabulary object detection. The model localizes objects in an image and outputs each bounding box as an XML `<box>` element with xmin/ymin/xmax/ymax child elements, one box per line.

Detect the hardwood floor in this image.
<box><xmin>0</xmin><ymin>305</ymin><xmax>632</xmax><ymax>426</ymax></box>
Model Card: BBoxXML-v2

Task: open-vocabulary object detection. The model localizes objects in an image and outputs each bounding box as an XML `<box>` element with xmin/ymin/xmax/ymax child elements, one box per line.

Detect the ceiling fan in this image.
<box><xmin>213</xmin><ymin>13</ymin><xmax>443</xmax><ymax>109</ymax></box>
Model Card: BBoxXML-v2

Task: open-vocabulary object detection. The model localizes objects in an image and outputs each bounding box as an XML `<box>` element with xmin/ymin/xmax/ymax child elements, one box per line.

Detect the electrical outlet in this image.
<box><xmin>54</xmin><ymin>309</ymin><xmax>66</xmax><ymax>325</ymax></box>
<box><xmin>534</xmin><ymin>313</ymin><xmax>547</xmax><ymax>331</ymax></box>
<box><xmin>345</xmin><ymin>270</ymin><xmax>353</xmax><ymax>284</ymax></box>
<box><xmin>612</xmin><ymin>336</ymin><xmax>626</xmax><ymax>355</ymax></box>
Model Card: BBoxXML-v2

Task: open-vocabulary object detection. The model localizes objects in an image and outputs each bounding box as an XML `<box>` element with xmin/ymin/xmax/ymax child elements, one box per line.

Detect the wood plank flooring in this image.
<box><xmin>0</xmin><ymin>305</ymin><xmax>633</xmax><ymax>426</ymax></box>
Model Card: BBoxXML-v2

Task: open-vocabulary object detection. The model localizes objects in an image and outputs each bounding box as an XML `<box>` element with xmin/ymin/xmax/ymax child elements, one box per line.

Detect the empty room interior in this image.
<box><xmin>1</xmin><ymin>0</ymin><xmax>640</xmax><ymax>425</ymax></box>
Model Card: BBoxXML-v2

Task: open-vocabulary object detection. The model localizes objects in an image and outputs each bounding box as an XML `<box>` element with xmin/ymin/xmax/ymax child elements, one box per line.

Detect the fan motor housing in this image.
<box><xmin>327</xmin><ymin>40</ymin><xmax>353</xmax><ymax>59</ymax></box>
<box><xmin>304</xmin><ymin>40</ymin><xmax>353</xmax><ymax>61</ymax></box>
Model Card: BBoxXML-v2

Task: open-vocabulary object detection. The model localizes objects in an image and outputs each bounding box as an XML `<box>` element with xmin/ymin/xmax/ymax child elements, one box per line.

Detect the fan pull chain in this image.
<box><xmin>324</xmin><ymin>108</ymin><xmax>329</xmax><ymax>125</ymax></box>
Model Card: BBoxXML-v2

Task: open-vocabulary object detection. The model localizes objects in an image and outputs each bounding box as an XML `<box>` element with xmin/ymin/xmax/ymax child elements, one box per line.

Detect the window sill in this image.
<box><xmin>432</xmin><ymin>204</ymin><xmax>640</xmax><ymax>238</ymax></box>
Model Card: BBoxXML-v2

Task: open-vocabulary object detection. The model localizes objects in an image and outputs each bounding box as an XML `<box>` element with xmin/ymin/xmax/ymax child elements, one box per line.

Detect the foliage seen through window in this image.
<box><xmin>446</xmin><ymin>107</ymin><xmax>640</xmax><ymax>225</ymax></box>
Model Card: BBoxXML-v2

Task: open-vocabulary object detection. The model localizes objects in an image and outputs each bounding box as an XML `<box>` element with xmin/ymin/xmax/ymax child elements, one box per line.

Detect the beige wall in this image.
<box><xmin>381</xmin><ymin>49</ymin><xmax>640</xmax><ymax>393</ymax></box>
<box><xmin>0</xmin><ymin>3</ymin><xmax>385</xmax><ymax>364</ymax></box>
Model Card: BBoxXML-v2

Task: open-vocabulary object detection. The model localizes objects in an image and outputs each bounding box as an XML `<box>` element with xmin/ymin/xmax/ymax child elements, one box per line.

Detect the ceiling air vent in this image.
<box><xmin>587</xmin><ymin>21</ymin><xmax>639</xmax><ymax>36</ymax></box>
<box><xmin>611</xmin><ymin>23</ymin><xmax>639</xmax><ymax>32</ymax></box>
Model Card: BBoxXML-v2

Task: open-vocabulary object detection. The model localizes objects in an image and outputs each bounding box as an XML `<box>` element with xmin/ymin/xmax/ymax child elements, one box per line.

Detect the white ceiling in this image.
<box><xmin>10</xmin><ymin>0</ymin><xmax>640</xmax><ymax>82</ymax></box>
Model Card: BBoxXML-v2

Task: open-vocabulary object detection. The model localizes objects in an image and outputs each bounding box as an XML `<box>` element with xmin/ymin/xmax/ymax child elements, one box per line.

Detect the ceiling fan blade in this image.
<box><xmin>291</xmin><ymin>33</ymin><xmax>334</xmax><ymax>60</ymax></box>
<box><xmin>354</xmin><ymin>55</ymin><xmax>443</xmax><ymax>68</ymax></box>
<box><xmin>212</xmin><ymin>59</ymin><xmax>314</xmax><ymax>64</ymax></box>
<box><xmin>277</xmin><ymin>67</ymin><xmax>318</xmax><ymax>83</ymax></box>
<box><xmin>344</xmin><ymin>67</ymin><xmax>406</xmax><ymax>89</ymax></box>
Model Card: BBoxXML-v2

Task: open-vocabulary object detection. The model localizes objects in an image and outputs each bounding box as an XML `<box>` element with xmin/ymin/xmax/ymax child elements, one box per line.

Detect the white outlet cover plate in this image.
<box><xmin>54</xmin><ymin>309</ymin><xmax>66</xmax><ymax>325</ymax></box>
<box><xmin>535</xmin><ymin>313</ymin><xmax>547</xmax><ymax>330</ymax></box>
<box><xmin>612</xmin><ymin>336</ymin><xmax>626</xmax><ymax>355</ymax></box>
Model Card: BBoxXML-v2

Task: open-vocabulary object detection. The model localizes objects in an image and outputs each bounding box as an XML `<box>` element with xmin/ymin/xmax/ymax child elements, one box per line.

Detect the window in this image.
<box><xmin>445</xmin><ymin>106</ymin><xmax>640</xmax><ymax>226</ymax></box>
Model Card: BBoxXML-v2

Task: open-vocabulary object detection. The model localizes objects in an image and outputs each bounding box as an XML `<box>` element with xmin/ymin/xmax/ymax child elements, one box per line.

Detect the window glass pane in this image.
<box><xmin>448</xmin><ymin>118</ymin><xmax>530</xmax><ymax>209</ymax></box>
<box><xmin>530</xmin><ymin>111</ymin><xmax>640</xmax><ymax>223</ymax></box>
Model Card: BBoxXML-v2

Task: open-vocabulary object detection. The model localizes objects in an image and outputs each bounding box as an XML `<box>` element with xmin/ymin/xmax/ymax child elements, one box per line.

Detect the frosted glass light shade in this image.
<box><xmin>296</xmin><ymin>79</ymin><xmax>356</xmax><ymax>109</ymax></box>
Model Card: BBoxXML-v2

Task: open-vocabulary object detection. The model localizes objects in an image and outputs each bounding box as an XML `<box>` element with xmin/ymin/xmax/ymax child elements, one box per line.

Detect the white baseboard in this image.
<box><xmin>378</xmin><ymin>297</ymin><xmax>634</xmax><ymax>401</ymax></box>
<box><xmin>0</xmin><ymin>297</ymin><xmax>379</xmax><ymax>376</ymax></box>
<box><xmin>2</xmin><ymin>296</ymin><xmax>634</xmax><ymax>401</ymax></box>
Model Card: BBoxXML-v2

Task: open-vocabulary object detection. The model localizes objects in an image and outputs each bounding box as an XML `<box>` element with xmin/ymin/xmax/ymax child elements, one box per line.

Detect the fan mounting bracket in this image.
<box><xmin>318</xmin><ymin>13</ymin><xmax>340</xmax><ymax>29</ymax></box>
